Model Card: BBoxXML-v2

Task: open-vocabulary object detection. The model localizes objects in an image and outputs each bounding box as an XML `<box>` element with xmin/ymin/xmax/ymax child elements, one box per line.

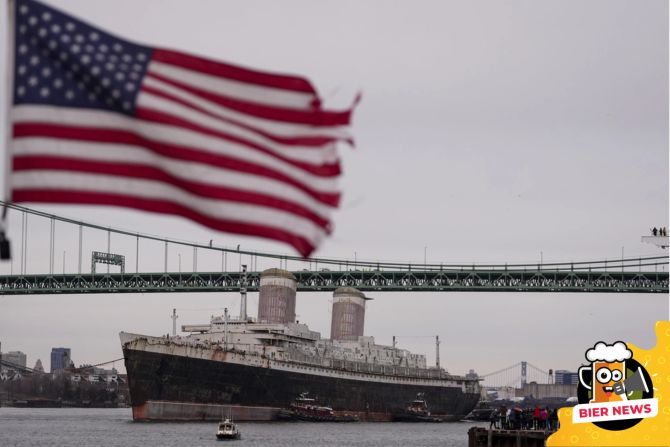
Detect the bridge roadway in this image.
<box><xmin>0</xmin><ymin>268</ymin><xmax>666</xmax><ymax>294</ymax></box>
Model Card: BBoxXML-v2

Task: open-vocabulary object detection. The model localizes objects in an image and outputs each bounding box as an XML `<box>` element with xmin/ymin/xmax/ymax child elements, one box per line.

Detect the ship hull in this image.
<box><xmin>123</xmin><ymin>344</ymin><xmax>480</xmax><ymax>422</ymax></box>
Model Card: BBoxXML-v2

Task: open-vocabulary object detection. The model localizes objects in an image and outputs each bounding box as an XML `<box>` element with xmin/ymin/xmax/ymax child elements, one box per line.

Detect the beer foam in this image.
<box><xmin>586</xmin><ymin>341</ymin><xmax>632</xmax><ymax>362</ymax></box>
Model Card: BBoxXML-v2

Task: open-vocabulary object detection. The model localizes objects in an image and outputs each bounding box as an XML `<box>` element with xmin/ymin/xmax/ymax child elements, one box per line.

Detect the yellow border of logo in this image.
<box><xmin>547</xmin><ymin>321</ymin><xmax>669</xmax><ymax>446</ymax></box>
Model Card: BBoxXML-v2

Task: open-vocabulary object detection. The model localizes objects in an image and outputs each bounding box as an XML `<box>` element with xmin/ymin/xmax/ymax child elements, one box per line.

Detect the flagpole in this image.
<box><xmin>3</xmin><ymin>0</ymin><xmax>15</xmax><ymax>200</ymax></box>
<box><xmin>1</xmin><ymin>0</ymin><xmax>15</xmax><ymax>260</ymax></box>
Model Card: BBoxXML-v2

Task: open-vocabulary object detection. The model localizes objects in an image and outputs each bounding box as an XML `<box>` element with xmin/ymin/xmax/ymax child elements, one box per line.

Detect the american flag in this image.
<box><xmin>9</xmin><ymin>0</ymin><xmax>356</xmax><ymax>257</ymax></box>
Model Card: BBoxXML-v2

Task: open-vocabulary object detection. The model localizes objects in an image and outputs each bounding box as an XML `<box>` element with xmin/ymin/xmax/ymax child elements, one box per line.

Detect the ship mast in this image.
<box><xmin>224</xmin><ymin>307</ymin><xmax>229</xmax><ymax>351</ymax></box>
<box><xmin>171</xmin><ymin>308</ymin><xmax>178</xmax><ymax>336</ymax></box>
<box><xmin>240</xmin><ymin>264</ymin><xmax>248</xmax><ymax>321</ymax></box>
<box><xmin>435</xmin><ymin>335</ymin><xmax>440</xmax><ymax>369</ymax></box>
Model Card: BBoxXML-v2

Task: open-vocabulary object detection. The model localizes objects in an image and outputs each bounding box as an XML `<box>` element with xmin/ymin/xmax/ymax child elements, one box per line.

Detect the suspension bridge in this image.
<box><xmin>479</xmin><ymin>362</ymin><xmax>554</xmax><ymax>389</ymax></box>
<box><xmin>0</xmin><ymin>202</ymin><xmax>667</xmax><ymax>295</ymax></box>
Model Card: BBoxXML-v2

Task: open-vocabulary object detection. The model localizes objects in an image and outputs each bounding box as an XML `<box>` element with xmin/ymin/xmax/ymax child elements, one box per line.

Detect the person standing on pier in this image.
<box><xmin>499</xmin><ymin>405</ymin><xmax>508</xmax><ymax>429</ymax></box>
<box><xmin>489</xmin><ymin>408</ymin><xmax>498</xmax><ymax>429</ymax></box>
<box><xmin>508</xmin><ymin>406</ymin><xmax>517</xmax><ymax>430</ymax></box>
<box><xmin>550</xmin><ymin>408</ymin><xmax>559</xmax><ymax>430</ymax></box>
<box><xmin>540</xmin><ymin>407</ymin><xmax>549</xmax><ymax>429</ymax></box>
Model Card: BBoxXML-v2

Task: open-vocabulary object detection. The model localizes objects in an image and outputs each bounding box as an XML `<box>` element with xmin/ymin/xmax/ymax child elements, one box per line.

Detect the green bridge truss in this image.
<box><xmin>0</xmin><ymin>269</ymin><xmax>666</xmax><ymax>294</ymax></box>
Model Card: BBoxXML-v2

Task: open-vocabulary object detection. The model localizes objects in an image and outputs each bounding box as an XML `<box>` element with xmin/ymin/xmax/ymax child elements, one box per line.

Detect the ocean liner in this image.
<box><xmin>121</xmin><ymin>268</ymin><xmax>481</xmax><ymax>421</ymax></box>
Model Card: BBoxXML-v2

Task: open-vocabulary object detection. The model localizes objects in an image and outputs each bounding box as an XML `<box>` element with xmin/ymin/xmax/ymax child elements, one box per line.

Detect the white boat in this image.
<box><xmin>216</xmin><ymin>418</ymin><xmax>241</xmax><ymax>440</ymax></box>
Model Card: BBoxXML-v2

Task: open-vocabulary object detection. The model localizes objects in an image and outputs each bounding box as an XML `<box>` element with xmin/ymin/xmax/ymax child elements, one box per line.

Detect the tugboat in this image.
<box><xmin>277</xmin><ymin>393</ymin><xmax>358</xmax><ymax>422</ymax></box>
<box><xmin>393</xmin><ymin>394</ymin><xmax>443</xmax><ymax>422</ymax></box>
<box><xmin>216</xmin><ymin>418</ymin><xmax>241</xmax><ymax>440</ymax></box>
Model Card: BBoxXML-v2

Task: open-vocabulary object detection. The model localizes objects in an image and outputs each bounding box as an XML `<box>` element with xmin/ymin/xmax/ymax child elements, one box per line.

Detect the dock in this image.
<box><xmin>468</xmin><ymin>427</ymin><xmax>551</xmax><ymax>447</ymax></box>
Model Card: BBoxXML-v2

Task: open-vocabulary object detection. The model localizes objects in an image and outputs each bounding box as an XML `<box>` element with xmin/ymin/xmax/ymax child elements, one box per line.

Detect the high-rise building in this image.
<box><xmin>50</xmin><ymin>347</ymin><xmax>72</xmax><ymax>372</ymax></box>
<box><xmin>2</xmin><ymin>351</ymin><xmax>27</xmax><ymax>368</ymax></box>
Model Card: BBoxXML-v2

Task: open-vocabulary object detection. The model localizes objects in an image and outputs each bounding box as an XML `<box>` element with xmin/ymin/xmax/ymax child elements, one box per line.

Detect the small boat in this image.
<box><xmin>393</xmin><ymin>394</ymin><xmax>443</xmax><ymax>422</ymax></box>
<box><xmin>277</xmin><ymin>393</ymin><xmax>358</xmax><ymax>422</ymax></box>
<box><xmin>463</xmin><ymin>401</ymin><xmax>495</xmax><ymax>421</ymax></box>
<box><xmin>216</xmin><ymin>418</ymin><xmax>241</xmax><ymax>440</ymax></box>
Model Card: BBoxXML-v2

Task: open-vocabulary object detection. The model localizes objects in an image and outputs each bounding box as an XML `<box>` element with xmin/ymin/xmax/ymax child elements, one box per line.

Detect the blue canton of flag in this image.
<box><xmin>14</xmin><ymin>0</ymin><xmax>152</xmax><ymax>116</ymax></box>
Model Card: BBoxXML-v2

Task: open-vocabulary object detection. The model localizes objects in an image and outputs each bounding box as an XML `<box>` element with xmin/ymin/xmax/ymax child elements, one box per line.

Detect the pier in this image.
<box><xmin>468</xmin><ymin>427</ymin><xmax>552</xmax><ymax>447</ymax></box>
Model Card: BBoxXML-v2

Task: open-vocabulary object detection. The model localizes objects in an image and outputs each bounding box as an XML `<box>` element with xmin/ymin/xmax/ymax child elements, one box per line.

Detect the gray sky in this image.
<box><xmin>0</xmin><ymin>0</ymin><xmax>668</xmax><ymax>378</ymax></box>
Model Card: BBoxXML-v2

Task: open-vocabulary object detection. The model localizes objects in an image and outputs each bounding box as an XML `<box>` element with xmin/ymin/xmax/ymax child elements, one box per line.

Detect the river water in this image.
<box><xmin>0</xmin><ymin>407</ymin><xmax>483</xmax><ymax>447</ymax></box>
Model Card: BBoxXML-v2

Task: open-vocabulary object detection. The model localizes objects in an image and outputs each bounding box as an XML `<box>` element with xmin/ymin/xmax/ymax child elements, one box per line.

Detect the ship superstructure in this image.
<box><xmin>121</xmin><ymin>268</ymin><xmax>480</xmax><ymax>421</ymax></box>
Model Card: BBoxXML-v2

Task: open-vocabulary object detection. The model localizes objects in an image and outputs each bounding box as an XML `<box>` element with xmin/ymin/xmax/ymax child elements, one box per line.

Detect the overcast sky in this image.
<box><xmin>0</xmin><ymin>0</ymin><xmax>667</xmax><ymax>379</ymax></box>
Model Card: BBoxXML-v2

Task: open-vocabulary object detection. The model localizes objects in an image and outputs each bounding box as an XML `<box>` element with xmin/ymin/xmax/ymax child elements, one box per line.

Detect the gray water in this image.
<box><xmin>0</xmin><ymin>408</ymin><xmax>481</xmax><ymax>447</ymax></box>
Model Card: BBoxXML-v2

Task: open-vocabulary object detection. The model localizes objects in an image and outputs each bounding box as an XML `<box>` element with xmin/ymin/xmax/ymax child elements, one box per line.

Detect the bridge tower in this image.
<box><xmin>521</xmin><ymin>361</ymin><xmax>527</xmax><ymax>387</ymax></box>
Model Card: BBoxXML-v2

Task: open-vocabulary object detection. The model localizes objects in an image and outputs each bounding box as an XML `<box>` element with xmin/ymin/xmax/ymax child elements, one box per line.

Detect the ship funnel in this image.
<box><xmin>330</xmin><ymin>287</ymin><xmax>371</xmax><ymax>341</ymax></box>
<box><xmin>257</xmin><ymin>268</ymin><xmax>297</xmax><ymax>324</ymax></box>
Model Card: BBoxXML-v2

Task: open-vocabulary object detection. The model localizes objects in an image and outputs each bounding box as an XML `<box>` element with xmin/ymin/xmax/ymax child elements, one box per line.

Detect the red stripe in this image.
<box><xmin>13</xmin><ymin>155</ymin><xmax>332</xmax><ymax>232</ymax></box>
<box><xmin>135</xmin><ymin>105</ymin><xmax>342</xmax><ymax>177</ymax></box>
<box><xmin>145</xmin><ymin>71</ymin><xmax>352</xmax><ymax>127</ymax></box>
<box><xmin>153</xmin><ymin>48</ymin><xmax>318</xmax><ymax>96</ymax></box>
<box><xmin>141</xmin><ymin>84</ymin><xmax>339</xmax><ymax>147</ymax></box>
<box><xmin>12</xmin><ymin>189</ymin><xmax>316</xmax><ymax>257</ymax></box>
<box><xmin>13</xmin><ymin>123</ymin><xmax>341</xmax><ymax>207</ymax></box>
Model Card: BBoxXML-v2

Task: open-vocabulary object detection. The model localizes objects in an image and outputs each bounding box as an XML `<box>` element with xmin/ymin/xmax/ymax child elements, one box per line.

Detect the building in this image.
<box><xmin>51</xmin><ymin>347</ymin><xmax>72</xmax><ymax>372</ymax></box>
<box><xmin>73</xmin><ymin>365</ymin><xmax>121</xmax><ymax>384</ymax></box>
<box><xmin>465</xmin><ymin>369</ymin><xmax>479</xmax><ymax>380</ymax></box>
<box><xmin>33</xmin><ymin>359</ymin><xmax>45</xmax><ymax>373</ymax></box>
<box><xmin>2</xmin><ymin>351</ymin><xmax>27</xmax><ymax>369</ymax></box>
<box><xmin>517</xmin><ymin>382</ymin><xmax>575</xmax><ymax>399</ymax></box>
<box><xmin>555</xmin><ymin>369</ymin><xmax>579</xmax><ymax>385</ymax></box>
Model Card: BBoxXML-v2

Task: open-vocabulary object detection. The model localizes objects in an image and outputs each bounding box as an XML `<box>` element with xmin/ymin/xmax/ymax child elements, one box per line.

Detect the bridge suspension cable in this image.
<box><xmin>2</xmin><ymin>201</ymin><xmax>668</xmax><ymax>272</ymax></box>
<box><xmin>480</xmin><ymin>362</ymin><xmax>522</xmax><ymax>378</ymax></box>
<box><xmin>527</xmin><ymin>362</ymin><xmax>550</xmax><ymax>376</ymax></box>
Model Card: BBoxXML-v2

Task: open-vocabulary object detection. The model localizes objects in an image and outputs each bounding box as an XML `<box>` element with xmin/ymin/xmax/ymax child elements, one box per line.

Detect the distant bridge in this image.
<box><xmin>480</xmin><ymin>362</ymin><xmax>552</xmax><ymax>388</ymax></box>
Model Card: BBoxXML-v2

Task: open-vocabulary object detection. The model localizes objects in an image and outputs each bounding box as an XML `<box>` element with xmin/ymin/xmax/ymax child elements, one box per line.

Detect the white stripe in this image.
<box><xmin>142</xmin><ymin>75</ymin><xmax>352</xmax><ymax>141</ymax></box>
<box><xmin>148</xmin><ymin>61</ymin><xmax>316</xmax><ymax>110</ymax></box>
<box><xmin>11</xmin><ymin>171</ymin><xmax>326</xmax><ymax>247</ymax></box>
<box><xmin>12</xmin><ymin>137</ymin><xmax>334</xmax><ymax>221</ymax></box>
<box><xmin>137</xmin><ymin>90</ymin><xmax>340</xmax><ymax>166</ymax></box>
<box><xmin>11</xmin><ymin>105</ymin><xmax>340</xmax><ymax>195</ymax></box>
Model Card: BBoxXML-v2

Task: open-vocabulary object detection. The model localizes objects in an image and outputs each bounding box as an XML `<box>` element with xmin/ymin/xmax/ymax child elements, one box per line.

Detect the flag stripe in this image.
<box><xmin>11</xmin><ymin>171</ymin><xmax>326</xmax><ymax>248</ymax></box>
<box><xmin>13</xmin><ymin>155</ymin><xmax>332</xmax><ymax>230</ymax></box>
<box><xmin>142</xmin><ymin>74</ymin><xmax>353</xmax><ymax>143</ymax></box>
<box><xmin>153</xmin><ymin>48</ymin><xmax>318</xmax><ymax>95</ymax></box>
<box><xmin>141</xmin><ymin>77</ymin><xmax>347</xmax><ymax>147</ymax></box>
<box><xmin>13</xmin><ymin>106</ymin><xmax>341</xmax><ymax>197</ymax></box>
<box><xmin>13</xmin><ymin>104</ymin><xmax>341</xmax><ymax>180</ymax></box>
<box><xmin>146</xmin><ymin>70</ymin><xmax>352</xmax><ymax>126</ymax></box>
<box><xmin>148</xmin><ymin>60</ymin><xmax>316</xmax><ymax>110</ymax></box>
<box><xmin>135</xmin><ymin>107</ymin><xmax>341</xmax><ymax>177</ymax></box>
<box><xmin>137</xmin><ymin>91</ymin><xmax>341</xmax><ymax>167</ymax></box>
<box><xmin>12</xmin><ymin>137</ymin><xmax>334</xmax><ymax>221</ymax></box>
<box><xmin>13</xmin><ymin>120</ymin><xmax>341</xmax><ymax>207</ymax></box>
<box><xmin>12</xmin><ymin>189</ymin><xmax>317</xmax><ymax>257</ymax></box>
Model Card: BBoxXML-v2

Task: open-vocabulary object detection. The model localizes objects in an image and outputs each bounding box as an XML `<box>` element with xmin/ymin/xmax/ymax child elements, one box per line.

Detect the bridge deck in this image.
<box><xmin>0</xmin><ymin>269</ymin><xmax>666</xmax><ymax>294</ymax></box>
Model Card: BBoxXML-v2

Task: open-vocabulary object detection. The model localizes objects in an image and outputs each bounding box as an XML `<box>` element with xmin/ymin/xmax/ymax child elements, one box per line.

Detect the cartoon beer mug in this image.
<box><xmin>578</xmin><ymin>341</ymin><xmax>631</xmax><ymax>403</ymax></box>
